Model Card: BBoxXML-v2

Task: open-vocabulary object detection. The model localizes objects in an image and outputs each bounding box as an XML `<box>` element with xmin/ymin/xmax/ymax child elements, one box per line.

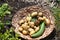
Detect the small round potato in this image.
<box><xmin>22</xmin><ymin>30</ymin><xmax>28</xmax><ymax>35</ymax></box>
<box><xmin>28</xmin><ymin>28</ymin><xmax>34</xmax><ymax>32</ymax></box>
<box><xmin>21</xmin><ymin>24</ymin><xmax>27</xmax><ymax>30</ymax></box>
<box><xmin>38</xmin><ymin>17</ymin><xmax>44</xmax><ymax>21</ymax></box>
<box><xmin>19</xmin><ymin>19</ymin><xmax>24</xmax><ymax>25</ymax></box>
<box><xmin>24</xmin><ymin>22</ymin><xmax>28</xmax><ymax>25</ymax></box>
<box><xmin>19</xmin><ymin>27</ymin><xmax>23</xmax><ymax>31</ymax></box>
<box><xmin>35</xmin><ymin>26</ymin><xmax>39</xmax><ymax>32</ymax></box>
<box><xmin>29</xmin><ymin>30</ymin><xmax>35</xmax><ymax>35</ymax></box>
<box><xmin>43</xmin><ymin>16</ymin><xmax>46</xmax><ymax>20</ymax></box>
<box><xmin>45</xmin><ymin>18</ymin><xmax>50</xmax><ymax>25</ymax></box>
<box><xmin>27</xmin><ymin>26</ymin><xmax>30</xmax><ymax>29</ymax></box>
<box><xmin>29</xmin><ymin>22</ymin><xmax>34</xmax><ymax>28</ymax></box>
<box><xmin>26</xmin><ymin>16</ymin><xmax>32</xmax><ymax>22</ymax></box>
<box><xmin>29</xmin><ymin>22</ymin><xmax>34</xmax><ymax>25</ymax></box>
<box><xmin>31</xmin><ymin>12</ymin><xmax>38</xmax><ymax>17</ymax></box>
<box><xmin>38</xmin><ymin>12</ymin><xmax>43</xmax><ymax>16</ymax></box>
<box><xmin>34</xmin><ymin>26</ymin><xmax>37</xmax><ymax>29</ymax></box>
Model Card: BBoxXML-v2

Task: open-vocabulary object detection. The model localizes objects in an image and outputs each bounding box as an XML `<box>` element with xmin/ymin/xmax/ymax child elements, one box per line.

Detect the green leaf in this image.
<box><xmin>9</xmin><ymin>38</ymin><xmax>17</xmax><ymax>40</ymax></box>
<box><xmin>0</xmin><ymin>3</ymin><xmax>21</xmax><ymax>40</ymax></box>
<box><xmin>9</xmin><ymin>27</ymin><xmax>14</xmax><ymax>32</ymax></box>
<box><xmin>4</xmin><ymin>10</ymin><xmax>11</xmax><ymax>14</ymax></box>
<box><xmin>0</xmin><ymin>3</ymin><xmax>11</xmax><ymax>17</ymax></box>
<box><xmin>15</xmin><ymin>33</ymin><xmax>20</xmax><ymax>38</ymax></box>
<box><xmin>0</xmin><ymin>21</ymin><xmax>4</xmax><ymax>29</ymax></box>
<box><xmin>5</xmin><ymin>21</ymin><xmax>11</xmax><ymax>25</ymax></box>
<box><xmin>51</xmin><ymin>7</ymin><xmax>60</xmax><ymax>31</ymax></box>
<box><xmin>1</xmin><ymin>3</ymin><xmax>8</xmax><ymax>11</ymax></box>
<box><xmin>31</xmin><ymin>17</ymin><xmax>37</xmax><ymax>22</ymax></box>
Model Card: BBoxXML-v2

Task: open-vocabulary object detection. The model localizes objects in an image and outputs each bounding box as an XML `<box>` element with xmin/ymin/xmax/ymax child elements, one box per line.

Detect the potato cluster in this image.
<box><xmin>18</xmin><ymin>12</ymin><xmax>50</xmax><ymax>36</ymax></box>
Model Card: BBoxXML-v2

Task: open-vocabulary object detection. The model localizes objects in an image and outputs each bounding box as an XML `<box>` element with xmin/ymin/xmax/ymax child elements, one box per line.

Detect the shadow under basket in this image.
<box><xmin>12</xmin><ymin>5</ymin><xmax>55</xmax><ymax>40</ymax></box>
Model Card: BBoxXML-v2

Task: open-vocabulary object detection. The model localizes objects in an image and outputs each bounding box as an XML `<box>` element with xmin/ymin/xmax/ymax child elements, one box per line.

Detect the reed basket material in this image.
<box><xmin>12</xmin><ymin>5</ymin><xmax>55</xmax><ymax>40</ymax></box>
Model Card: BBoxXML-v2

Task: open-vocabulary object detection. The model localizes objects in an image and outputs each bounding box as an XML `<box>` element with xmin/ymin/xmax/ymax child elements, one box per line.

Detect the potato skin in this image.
<box><xmin>38</xmin><ymin>12</ymin><xmax>43</xmax><ymax>16</ymax></box>
<box><xmin>19</xmin><ymin>27</ymin><xmax>23</xmax><ymax>31</ymax></box>
<box><xmin>45</xmin><ymin>18</ymin><xmax>50</xmax><ymax>25</ymax></box>
<box><xmin>31</xmin><ymin>12</ymin><xmax>38</xmax><ymax>17</ymax></box>
<box><xmin>35</xmin><ymin>26</ymin><xmax>39</xmax><ymax>32</ymax></box>
<box><xmin>22</xmin><ymin>30</ymin><xmax>28</xmax><ymax>35</ymax></box>
<box><xmin>30</xmin><ymin>30</ymin><xmax>35</xmax><ymax>35</ymax></box>
<box><xmin>19</xmin><ymin>20</ymin><xmax>24</xmax><ymax>25</ymax></box>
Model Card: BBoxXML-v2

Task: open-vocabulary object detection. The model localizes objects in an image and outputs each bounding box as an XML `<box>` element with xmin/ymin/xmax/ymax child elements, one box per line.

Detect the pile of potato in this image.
<box><xmin>18</xmin><ymin>12</ymin><xmax>50</xmax><ymax>36</ymax></box>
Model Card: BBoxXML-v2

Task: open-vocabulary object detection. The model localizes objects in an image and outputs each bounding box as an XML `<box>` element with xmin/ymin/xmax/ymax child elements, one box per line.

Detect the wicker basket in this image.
<box><xmin>12</xmin><ymin>5</ymin><xmax>55</xmax><ymax>40</ymax></box>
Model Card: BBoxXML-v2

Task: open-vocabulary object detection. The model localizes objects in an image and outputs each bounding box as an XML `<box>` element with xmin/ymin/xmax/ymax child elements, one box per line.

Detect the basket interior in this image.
<box><xmin>12</xmin><ymin>5</ymin><xmax>55</xmax><ymax>40</ymax></box>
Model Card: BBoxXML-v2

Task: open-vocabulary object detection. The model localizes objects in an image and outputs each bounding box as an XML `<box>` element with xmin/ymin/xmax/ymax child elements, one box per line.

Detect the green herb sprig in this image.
<box><xmin>51</xmin><ymin>7</ymin><xmax>60</xmax><ymax>31</ymax></box>
<box><xmin>0</xmin><ymin>3</ymin><xmax>11</xmax><ymax>17</ymax></box>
